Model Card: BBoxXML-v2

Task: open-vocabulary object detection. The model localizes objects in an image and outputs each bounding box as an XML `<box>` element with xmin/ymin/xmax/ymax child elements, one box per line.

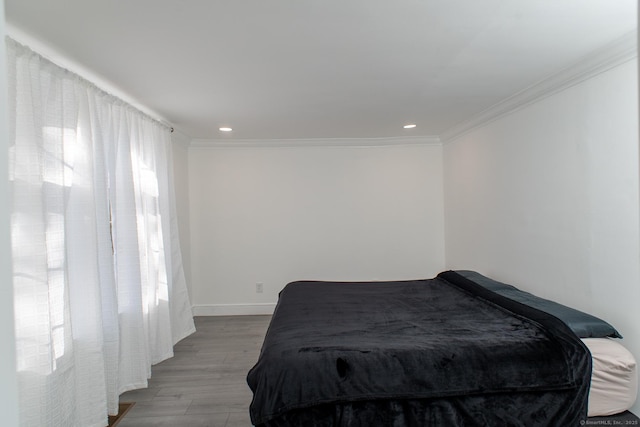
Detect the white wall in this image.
<box><xmin>188</xmin><ymin>141</ymin><xmax>445</xmax><ymax>314</ymax></box>
<box><xmin>443</xmin><ymin>59</ymin><xmax>640</xmax><ymax>412</ymax></box>
<box><xmin>0</xmin><ymin>1</ymin><xmax>20</xmax><ymax>424</ymax></box>
<box><xmin>171</xmin><ymin>131</ymin><xmax>193</xmax><ymax>298</ymax></box>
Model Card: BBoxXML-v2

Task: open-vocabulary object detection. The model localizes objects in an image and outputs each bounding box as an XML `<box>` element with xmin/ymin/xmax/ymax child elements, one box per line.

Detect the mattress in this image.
<box><xmin>456</xmin><ymin>271</ymin><xmax>638</xmax><ymax>418</ymax></box>
<box><xmin>583</xmin><ymin>338</ymin><xmax>638</xmax><ymax>417</ymax></box>
<box><xmin>247</xmin><ymin>272</ymin><xmax>592</xmax><ymax>426</ymax></box>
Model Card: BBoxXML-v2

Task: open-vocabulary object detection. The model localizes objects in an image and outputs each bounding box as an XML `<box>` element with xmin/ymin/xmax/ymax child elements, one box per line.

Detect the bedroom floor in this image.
<box><xmin>117</xmin><ymin>315</ymin><xmax>271</xmax><ymax>427</ymax></box>
<box><xmin>117</xmin><ymin>315</ymin><xmax>638</xmax><ymax>427</ymax></box>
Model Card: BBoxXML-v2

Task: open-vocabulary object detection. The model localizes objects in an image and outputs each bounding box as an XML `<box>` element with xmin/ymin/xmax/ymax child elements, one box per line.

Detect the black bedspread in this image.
<box><xmin>247</xmin><ymin>271</ymin><xmax>592</xmax><ymax>426</ymax></box>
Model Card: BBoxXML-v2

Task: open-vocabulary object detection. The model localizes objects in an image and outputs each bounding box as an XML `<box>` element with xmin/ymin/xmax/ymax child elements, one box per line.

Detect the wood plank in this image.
<box><xmin>118</xmin><ymin>315</ymin><xmax>270</xmax><ymax>427</ymax></box>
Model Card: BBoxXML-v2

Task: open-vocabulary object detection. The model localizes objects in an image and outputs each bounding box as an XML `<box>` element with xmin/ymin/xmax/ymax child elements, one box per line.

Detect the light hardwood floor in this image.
<box><xmin>116</xmin><ymin>315</ymin><xmax>640</xmax><ymax>426</ymax></box>
<box><xmin>117</xmin><ymin>315</ymin><xmax>271</xmax><ymax>427</ymax></box>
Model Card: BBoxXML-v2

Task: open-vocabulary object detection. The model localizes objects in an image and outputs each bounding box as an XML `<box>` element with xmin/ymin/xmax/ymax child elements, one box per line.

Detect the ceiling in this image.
<box><xmin>5</xmin><ymin>0</ymin><xmax>638</xmax><ymax>141</ymax></box>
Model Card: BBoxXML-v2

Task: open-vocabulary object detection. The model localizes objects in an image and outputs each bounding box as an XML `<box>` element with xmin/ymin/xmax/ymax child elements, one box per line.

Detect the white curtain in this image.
<box><xmin>7</xmin><ymin>38</ymin><xmax>196</xmax><ymax>427</ymax></box>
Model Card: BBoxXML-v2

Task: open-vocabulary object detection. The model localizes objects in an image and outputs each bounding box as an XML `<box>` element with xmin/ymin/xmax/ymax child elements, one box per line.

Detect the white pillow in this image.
<box><xmin>582</xmin><ymin>338</ymin><xmax>638</xmax><ymax>417</ymax></box>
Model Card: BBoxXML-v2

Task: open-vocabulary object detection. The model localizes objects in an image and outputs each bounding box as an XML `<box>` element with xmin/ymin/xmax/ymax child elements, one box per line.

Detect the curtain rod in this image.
<box><xmin>6</xmin><ymin>35</ymin><xmax>175</xmax><ymax>134</ymax></box>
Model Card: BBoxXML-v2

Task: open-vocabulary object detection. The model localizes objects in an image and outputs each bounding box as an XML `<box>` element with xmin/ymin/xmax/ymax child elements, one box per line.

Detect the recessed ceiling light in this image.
<box><xmin>219</xmin><ymin>127</ymin><xmax>233</xmax><ymax>132</ymax></box>
<box><xmin>403</xmin><ymin>124</ymin><xmax>417</xmax><ymax>129</ymax></box>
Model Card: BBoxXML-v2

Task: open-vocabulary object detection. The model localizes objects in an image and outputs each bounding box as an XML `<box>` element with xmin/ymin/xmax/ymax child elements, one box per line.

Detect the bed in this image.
<box><xmin>454</xmin><ymin>271</ymin><xmax>638</xmax><ymax>418</ymax></box>
<box><xmin>247</xmin><ymin>270</ymin><xmax>635</xmax><ymax>426</ymax></box>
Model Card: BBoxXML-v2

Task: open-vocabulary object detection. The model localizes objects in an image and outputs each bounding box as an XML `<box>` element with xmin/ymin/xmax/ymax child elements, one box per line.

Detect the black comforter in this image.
<box><xmin>247</xmin><ymin>271</ymin><xmax>591</xmax><ymax>426</ymax></box>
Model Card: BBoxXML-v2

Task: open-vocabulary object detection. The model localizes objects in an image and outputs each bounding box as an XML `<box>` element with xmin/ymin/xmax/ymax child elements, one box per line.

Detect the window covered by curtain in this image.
<box><xmin>6</xmin><ymin>38</ymin><xmax>195</xmax><ymax>427</ymax></box>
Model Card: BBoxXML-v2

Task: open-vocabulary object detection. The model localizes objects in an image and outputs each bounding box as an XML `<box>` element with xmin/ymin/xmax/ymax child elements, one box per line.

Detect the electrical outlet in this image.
<box><xmin>256</xmin><ymin>282</ymin><xmax>264</xmax><ymax>293</ymax></box>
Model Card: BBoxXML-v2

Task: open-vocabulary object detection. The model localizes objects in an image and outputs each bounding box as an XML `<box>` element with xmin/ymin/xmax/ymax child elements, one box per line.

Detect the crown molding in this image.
<box><xmin>440</xmin><ymin>29</ymin><xmax>638</xmax><ymax>143</ymax></box>
<box><xmin>190</xmin><ymin>135</ymin><xmax>441</xmax><ymax>148</ymax></box>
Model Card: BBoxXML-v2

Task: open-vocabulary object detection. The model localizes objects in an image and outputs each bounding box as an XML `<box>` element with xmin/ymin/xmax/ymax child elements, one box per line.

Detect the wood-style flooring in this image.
<box><xmin>117</xmin><ymin>315</ymin><xmax>271</xmax><ymax>427</ymax></box>
<box><xmin>117</xmin><ymin>315</ymin><xmax>639</xmax><ymax>426</ymax></box>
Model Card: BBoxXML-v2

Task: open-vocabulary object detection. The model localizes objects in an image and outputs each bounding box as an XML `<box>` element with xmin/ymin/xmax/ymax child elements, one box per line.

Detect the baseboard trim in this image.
<box><xmin>192</xmin><ymin>303</ymin><xmax>276</xmax><ymax>316</ymax></box>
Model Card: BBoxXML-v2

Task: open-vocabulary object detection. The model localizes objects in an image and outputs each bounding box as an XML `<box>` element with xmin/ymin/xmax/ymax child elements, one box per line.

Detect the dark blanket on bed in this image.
<box><xmin>247</xmin><ymin>271</ymin><xmax>591</xmax><ymax>426</ymax></box>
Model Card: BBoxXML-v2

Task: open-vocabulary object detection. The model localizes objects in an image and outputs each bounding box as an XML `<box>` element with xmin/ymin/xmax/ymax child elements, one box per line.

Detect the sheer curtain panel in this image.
<box><xmin>7</xmin><ymin>38</ymin><xmax>195</xmax><ymax>427</ymax></box>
